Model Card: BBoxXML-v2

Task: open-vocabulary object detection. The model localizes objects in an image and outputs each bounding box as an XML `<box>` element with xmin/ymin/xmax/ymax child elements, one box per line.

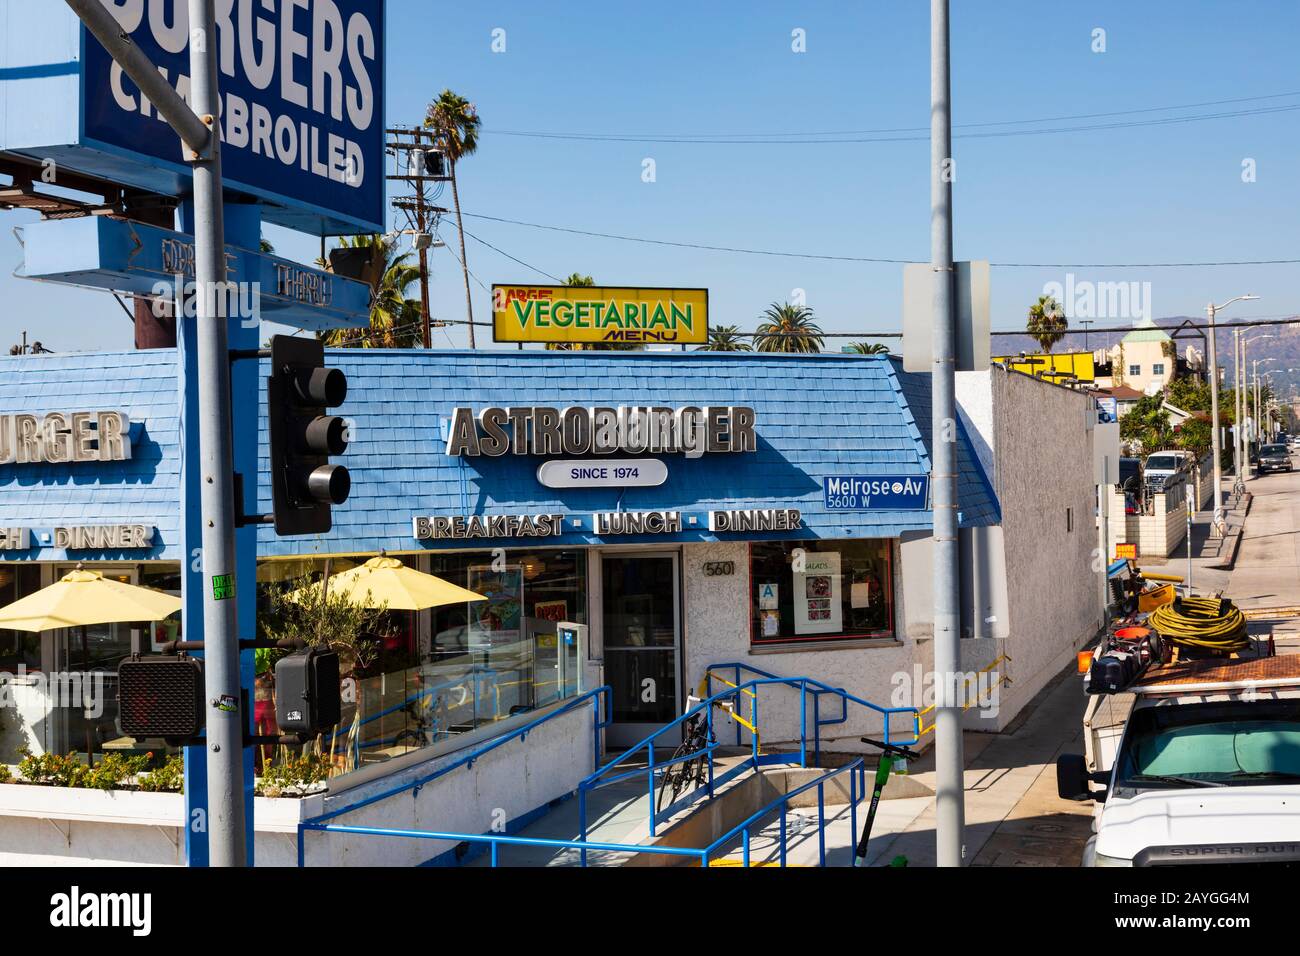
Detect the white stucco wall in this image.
<box><xmin>987</xmin><ymin>368</ymin><xmax>1101</xmax><ymax>726</ymax></box>
<box><xmin>680</xmin><ymin>541</ymin><xmax>915</xmax><ymax>755</ymax></box>
<box><xmin>0</xmin><ymin>698</ymin><xmax>597</xmax><ymax>867</ymax></box>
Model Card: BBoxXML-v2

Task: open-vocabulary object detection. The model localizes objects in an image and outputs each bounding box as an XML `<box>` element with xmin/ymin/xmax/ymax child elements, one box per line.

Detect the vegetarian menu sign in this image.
<box><xmin>492</xmin><ymin>285</ymin><xmax>708</xmax><ymax>346</ymax></box>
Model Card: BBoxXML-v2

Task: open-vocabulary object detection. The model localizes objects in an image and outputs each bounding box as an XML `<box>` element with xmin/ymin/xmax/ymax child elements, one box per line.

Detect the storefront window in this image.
<box><xmin>0</xmin><ymin>566</ymin><xmax>42</xmax><ymax>672</ymax></box>
<box><xmin>60</xmin><ymin>569</ymin><xmax>138</xmax><ymax>761</ymax></box>
<box><xmin>258</xmin><ymin>550</ymin><xmax>587</xmax><ymax>776</ymax></box>
<box><xmin>749</xmin><ymin>541</ymin><xmax>893</xmax><ymax>646</ymax></box>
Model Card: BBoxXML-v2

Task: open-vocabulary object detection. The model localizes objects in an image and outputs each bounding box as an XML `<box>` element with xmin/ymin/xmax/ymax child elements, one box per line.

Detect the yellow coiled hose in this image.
<box><xmin>1148</xmin><ymin>597</ymin><xmax>1249</xmax><ymax>652</ymax></box>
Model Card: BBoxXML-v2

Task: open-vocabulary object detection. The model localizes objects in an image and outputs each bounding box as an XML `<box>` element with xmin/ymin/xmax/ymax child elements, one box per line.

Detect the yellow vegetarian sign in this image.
<box><xmin>492</xmin><ymin>285</ymin><xmax>709</xmax><ymax>346</ymax></box>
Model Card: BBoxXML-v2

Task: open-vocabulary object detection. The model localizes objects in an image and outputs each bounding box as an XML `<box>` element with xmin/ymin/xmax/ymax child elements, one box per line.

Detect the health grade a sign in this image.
<box><xmin>0</xmin><ymin>0</ymin><xmax>385</xmax><ymax>235</ymax></box>
<box><xmin>493</xmin><ymin>285</ymin><xmax>709</xmax><ymax>346</ymax></box>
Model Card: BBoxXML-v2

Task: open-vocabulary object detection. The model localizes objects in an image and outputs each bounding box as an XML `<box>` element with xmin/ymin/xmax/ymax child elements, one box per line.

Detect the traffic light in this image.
<box><xmin>117</xmin><ymin>655</ymin><xmax>205</xmax><ymax>740</ymax></box>
<box><xmin>267</xmin><ymin>335</ymin><xmax>351</xmax><ymax>535</ymax></box>
<box><xmin>274</xmin><ymin>647</ymin><xmax>341</xmax><ymax>734</ymax></box>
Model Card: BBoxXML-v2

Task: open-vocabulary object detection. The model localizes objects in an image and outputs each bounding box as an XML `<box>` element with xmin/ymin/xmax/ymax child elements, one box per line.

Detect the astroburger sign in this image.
<box><xmin>445</xmin><ymin>405</ymin><xmax>756</xmax><ymax>457</ymax></box>
<box><xmin>492</xmin><ymin>285</ymin><xmax>708</xmax><ymax>346</ymax></box>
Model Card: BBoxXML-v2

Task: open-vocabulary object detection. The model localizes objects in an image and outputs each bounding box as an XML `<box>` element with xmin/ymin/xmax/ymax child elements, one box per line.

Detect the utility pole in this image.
<box><xmin>930</xmin><ymin>0</ymin><xmax>965</xmax><ymax>868</ymax></box>
<box><xmin>1205</xmin><ymin>296</ymin><xmax>1259</xmax><ymax>532</ymax></box>
<box><xmin>65</xmin><ymin>0</ymin><xmax>246</xmax><ymax>865</ymax></box>
<box><xmin>387</xmin><ymin>127</ymin><xmax>449</xmax><ymax>348</ymax></box>
<box><xmin>1080</xmin><ymin>318</ymin><xmax>1094</xmax><ymax>353</ymax></box>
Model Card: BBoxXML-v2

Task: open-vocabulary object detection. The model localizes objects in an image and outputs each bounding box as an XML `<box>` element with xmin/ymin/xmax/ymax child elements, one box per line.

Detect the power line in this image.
<box><xmin>485</xmin><ymin>96</ymin><xmax>1300</xmax><ymax>145</ymax></box>
<box><xmin>458</xmin><ymin>225</ymin><xmax>563</xmax><ymax>283</ymax></box>
<box><xmin>460</xmin><ymin>212</ymin><xmax>1300</xmax><ymax>269</ymax></box>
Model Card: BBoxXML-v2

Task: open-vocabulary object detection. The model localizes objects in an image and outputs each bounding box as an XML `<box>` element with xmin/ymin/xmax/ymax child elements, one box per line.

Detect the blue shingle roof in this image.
<box><xmin>0</xmin><ymin>348</ymin><xmax>1000</xmax><ymax>560</ymax></box>
<box><xmin>253</xmin><ymin>350</ymin><xmax>1000</xmax><ymax>556</ymax></box>
<box><xmin>0</xmin><ymin>350</ymin><xmax>179</xmax><ymax>561</ymax></box>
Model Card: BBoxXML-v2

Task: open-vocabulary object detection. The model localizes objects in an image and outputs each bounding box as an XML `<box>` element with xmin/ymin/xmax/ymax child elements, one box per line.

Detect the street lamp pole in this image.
<box><xmin>1242</xmin><ymin>334</ymin><xmax>1275</xmax><ymax>479</ymax></box>
<box><xmin>1206</xmin><ymin>295</ymin><xmax>1259</xmax><ymax>531</ymax></box>
<box><xmin>1232</xmin><ymin>329</ymin><xmax>1242</xmax><ymax>484</ymax></box>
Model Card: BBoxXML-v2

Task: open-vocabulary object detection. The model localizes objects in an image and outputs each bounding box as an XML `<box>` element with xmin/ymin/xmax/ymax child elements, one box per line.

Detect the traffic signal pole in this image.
<box><xmin>66</xmin><ymin>0</ymin><xmax>247</xmax><ymax>865</ymax></box>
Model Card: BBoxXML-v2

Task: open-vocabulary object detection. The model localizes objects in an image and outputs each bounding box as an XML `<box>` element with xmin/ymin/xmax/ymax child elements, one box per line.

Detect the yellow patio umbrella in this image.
<box><xmin>0</xmin><ymin>567</ymin><xmax>181</xmax><ymax>631</ymax></box>
<box><xmin>289</xmin><ymin>554</ymin><xmax>487</xmax><ymax>611</ymax></box>
<box><xmin>0</xmin><ymin>567</ymin><xmax>182</xmax><ymax>765</ymax></box>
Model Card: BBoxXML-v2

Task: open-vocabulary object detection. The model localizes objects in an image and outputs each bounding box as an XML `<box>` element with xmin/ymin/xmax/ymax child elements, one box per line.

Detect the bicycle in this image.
<box><xmin>655</xmin><ymin>705</ymin><xmax>717</xmax><ymax>816</ymax></box>
<box><xmin>854</xmin><ymin>737</ymin><xmax>921</xmax><ymax>867</ymax></box>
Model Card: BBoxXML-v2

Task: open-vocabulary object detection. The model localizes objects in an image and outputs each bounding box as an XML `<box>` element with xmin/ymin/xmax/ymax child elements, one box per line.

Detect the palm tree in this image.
<box><xmin>753</xmin><ymin>302</ymin><xmax>824</xmax><ymax>354</ymax></box>
<box><xmin>425</xmin><ymin>90</ymin><xmax>481</xmax><ymax>348</ymax></box>
<box><xmin>1027</xmin><ymin>295</ymin><xmax>1068</xmax><ymax>354</ymax></box>
<box><xmin>319</xmin><ymin>236</ymin><xmax>423</xmax><ymax>349</ymax></box>
<box><xmin>847</xmin><ymin>341</ymin><xmax>890</xmax><ymax>355</ymax></box>
<box><xmin>697</xmin><ymin>325</ymin><xmax>752</xmax><ymax>352</ymax></box>
<box><xmin>564</xmin><ymin>272</ymin><xmax>594</xmax><ymax>287</ymax></box>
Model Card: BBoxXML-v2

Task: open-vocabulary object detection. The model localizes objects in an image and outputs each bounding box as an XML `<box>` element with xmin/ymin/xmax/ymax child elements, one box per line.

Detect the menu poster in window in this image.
<box><xmin>467</xmin><ymin>565</ymin><xmax>524</xmax><ymax>643</ymax></box>
<box><xmin>794</xmin><ymin>552</ymin><xmax>842</xmax><ymax>635</ymax></box>
<box><xmin>760</xmin><ymin>609</ymin><xmax>781</xmax><ymax>637</ymax></box>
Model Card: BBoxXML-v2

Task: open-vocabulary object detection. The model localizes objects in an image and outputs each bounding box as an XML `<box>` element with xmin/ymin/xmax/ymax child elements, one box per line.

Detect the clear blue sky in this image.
<box><xmin>2</xmin><ymin>0</ymin><xmax>1297</xmax><ymax>352</ymax></box>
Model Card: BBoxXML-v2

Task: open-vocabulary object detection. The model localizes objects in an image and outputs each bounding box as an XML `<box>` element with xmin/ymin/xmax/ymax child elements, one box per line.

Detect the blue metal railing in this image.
<box><xmin>704</xmin><ymin>662</ymin><xmax>918</xmax><ymax>766</ymax></box>
<box><xmin>298</xmin><ymin>685</ymin><xmax>612</xmax><ymax>866</ymax></box>
<box><xmin>299</xmin><ymin>757</ymin><xmax>869</xmax><ymax>867</ymax></box>
<box><xmin>577</xmin><ymin>670</ymin><xmax>917</xmax><ymax>855</ymax></box>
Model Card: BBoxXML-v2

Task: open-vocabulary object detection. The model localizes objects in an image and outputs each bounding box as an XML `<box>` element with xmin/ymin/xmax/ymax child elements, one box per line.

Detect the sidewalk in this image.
<box><xmin>1136</xmin><ymin>485</ymin><xmax>1249</xmax><ymax>595</ymax></box>
<box><xmin>863</xmin><ymin>664</ymin><xmax>1094</xmax><ymax>867</ymax></box>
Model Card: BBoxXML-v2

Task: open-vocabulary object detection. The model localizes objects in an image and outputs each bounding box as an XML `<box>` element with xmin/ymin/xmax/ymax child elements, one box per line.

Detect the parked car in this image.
<box><xmin>1142</xmin><ymin>451</ymin><xmax>1191</xmax><ymax>493</ymax></box>
<box><xmin>1257</xmin><ymin>443</ymin><xmax>1293</xmax><ymax>474</ymax></box>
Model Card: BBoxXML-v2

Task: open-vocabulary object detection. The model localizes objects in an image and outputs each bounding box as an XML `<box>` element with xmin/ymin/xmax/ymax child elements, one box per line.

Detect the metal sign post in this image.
<box><xmin>929</xmin><ymin>0</ymin><xmax>966</xmax><ymax>868</ymax></box>
<box><xmin>64</xmin><ymin>0</ymin><xmax>247</xmax><ymax>866</ymax></box>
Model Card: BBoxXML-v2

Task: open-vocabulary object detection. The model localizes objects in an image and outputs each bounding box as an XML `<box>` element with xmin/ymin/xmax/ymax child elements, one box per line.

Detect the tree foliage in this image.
<box><xmin>1026</xmin><ymin>295</ymin><xmax>1068</xmax><ymax>354</ymax></box>
<box><xmin>753</xmin><ymin>302</ymin><xmax>824</xmax><ymax>353</ymax></box>
<box><xmin>697</xmin><ymin>324</ymin><xmax>752</xmax><ymax>352</ymax></box>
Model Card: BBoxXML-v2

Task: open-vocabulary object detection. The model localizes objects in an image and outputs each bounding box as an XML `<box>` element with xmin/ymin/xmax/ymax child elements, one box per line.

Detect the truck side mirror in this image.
<box><xmin>1057</xmin><ymin>754</ymin><xmax>1107</xmax><ymax>802</ymax></box>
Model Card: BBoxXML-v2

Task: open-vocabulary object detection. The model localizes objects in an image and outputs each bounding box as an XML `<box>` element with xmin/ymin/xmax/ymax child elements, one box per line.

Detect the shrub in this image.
<box><xmin>137</xmin><ymin>754</ymin><xmax>185</xmax><ymax>793</ymax></box>
<box><xmin>257</xmin><ymin>751</ymin><xmax>332</xmax><ymax>797</ymax></box>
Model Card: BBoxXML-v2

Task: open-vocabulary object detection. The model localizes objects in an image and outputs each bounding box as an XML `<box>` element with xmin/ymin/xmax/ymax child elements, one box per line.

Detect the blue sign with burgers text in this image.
<box><xmin>0</xmin><ymin>0</ymin><xmax>385</xmax><ymax>235</ymax></box>
<box><xmin>823</xmin><ymin>475</ymin><xmax>931</xmax><ymax>511</ymax></box>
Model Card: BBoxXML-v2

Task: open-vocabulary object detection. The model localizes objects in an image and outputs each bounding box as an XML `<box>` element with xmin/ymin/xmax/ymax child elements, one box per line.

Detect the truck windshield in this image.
<box><xmin>1117</xmin><ymin>700</ymin><xmax>1300</xmax><ymax>788</ymax></box>
<box><xmin>1262</xmin><ymin>445</ymin><xmax>1287</xmax><ymax>456</ymax></box>
<box><xmin>1144</xmin><ymin>455</ymin><xmax>1180</xmax><ymax>471</ymax></box>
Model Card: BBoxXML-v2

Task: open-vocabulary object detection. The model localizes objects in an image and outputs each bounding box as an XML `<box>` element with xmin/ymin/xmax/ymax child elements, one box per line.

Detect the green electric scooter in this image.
<box><xmin>854</xmin><ymin>737</ymin><xmax>921</xmax><ymax>867</ymax></box>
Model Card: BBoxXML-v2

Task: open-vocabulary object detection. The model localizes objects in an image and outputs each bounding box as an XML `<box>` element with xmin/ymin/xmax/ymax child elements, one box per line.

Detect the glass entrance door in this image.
<box><xmin>601</xmin><ymin>553</ymin><xmax>681</xmax><ymax>749</ymax></box>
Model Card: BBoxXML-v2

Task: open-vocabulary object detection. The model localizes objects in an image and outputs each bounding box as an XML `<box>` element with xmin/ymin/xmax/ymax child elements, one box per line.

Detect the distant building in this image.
<box><xmin>1092</xmin><ymin>319</ymin><xmax>1203</xmax><ymax>394</ymax></box>
<box><xmin>992</xmin><ymin>351</ymin><xmax>1095</xmax><ymax>385</ymax></box>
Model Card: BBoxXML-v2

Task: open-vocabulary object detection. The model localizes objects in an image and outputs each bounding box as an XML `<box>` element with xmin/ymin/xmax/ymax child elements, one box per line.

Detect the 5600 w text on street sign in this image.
<box><xmin>823</xmin><ymin>475</ymin><xmax>931</xmax><ymax>511</ymax></box>
<box><xmin>492</xmin><ymin>285</ymin><xmax>708</xmax><ymax>345</ymax></box>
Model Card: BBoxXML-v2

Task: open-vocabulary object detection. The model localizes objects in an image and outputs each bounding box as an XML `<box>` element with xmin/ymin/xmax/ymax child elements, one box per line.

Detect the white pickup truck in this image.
<box><xmin>1058</xmin><ymin>655</ymin><xmax>1300</xmax><ymax>866</ymax></box>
